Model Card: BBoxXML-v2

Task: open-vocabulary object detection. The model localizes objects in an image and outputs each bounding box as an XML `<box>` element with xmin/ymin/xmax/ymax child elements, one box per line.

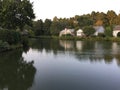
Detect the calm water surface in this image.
<box><xmin>1</xmin><ymin>39</ymin><xmax>120</xmax><ymax>90</ymax></box>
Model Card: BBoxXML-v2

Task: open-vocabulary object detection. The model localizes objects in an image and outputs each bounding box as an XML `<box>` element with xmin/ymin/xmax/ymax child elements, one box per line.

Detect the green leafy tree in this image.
<box><xmin>105</xmin><ymin>26</ymin><xmax>113</xmax><ymax>37</ymax></box>
<box><xmin>50</xmin><ymin>16</ymin><xmax>68</xmax><ymax>36</ymax></box>
<box><xmin>114</xmin><ymin>14</ymin><xmax>120</xmax><ymax>25</ymax></box>
<box><xmin>43</xmin><ymin>19</ymin><xmax>52</xmax><ymax>35</ymax></box>
<box><xmin>0</xmin><ymin>0</ymin><xmax>35</xmax><ymax>30</ymax></box>
<box><xmin>50</xmin><ymin>21</ymin><xmax>60</xmax><ymax>36</ymax></box>
<box><xmin>83</xmin><ymin>26</ymin><xmax>95</xmax><ymax>36</ymax></box>
<box><xmin>76</xmin><ymin>15</ymin><xmax>93</xmax><ymax>28</ymax></box>
<box><xmin>0</xmin><ymin>0</ymin><xmax>2</xmax><ymax>26</ymax></box>
<box><xmin>91</xmin><ymin>11</ymin><xmax>97</xmax><ymax>24</ymax></box>
<box><xmin>91</xmin><ymin>11</ymin><xmax>109</xmax><ymax>26</ymax></box>
<box><xmin>96</xmin><ymin>12</ymin><xmax>109</xmax><ymax>26</ymax></box>
<box><xmin>107</xmin><ymin>10</ymin><xmax>117</xmax><ymax>26</ymax></box>
<box><xmin>68</xmin><ymin>18</ymin><xmax>75</xmax><ymax>28</ymax></box>
<box><xmin>33</xmin><ymin>19</ymin><xmax>43</xmax><ymax>36</ymax></box>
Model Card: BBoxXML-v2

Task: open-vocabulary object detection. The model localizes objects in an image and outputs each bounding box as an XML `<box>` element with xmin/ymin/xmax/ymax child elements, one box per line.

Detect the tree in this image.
<box><xmin>95</xmin><ymin>20</ymin><xmax>103</xmax><ymax>26</ymax></box>
<box><xmin>50</xmin><ymin>17</ymin><xmax>69</xmax><ymax>36</ymax></box>
<box><xmin>43</xmin><ymin>19</ymin><xmax>52</xmax><ymax>35</ymax></box>
<box><xmin>91</xmin><ymin>11</ymin><xmax>109</xmax><ymax>26</ymax></box>
<box><xmin>0</xmin><ymin>0</ymin><xmax>2</xmax><ymax>26</ymax></box>
<box><xmin>33</xmin><ymin>19</ymin><xmax>43</xmax><ymax>36</ymax></box>
<box><xmin>114</xmin><ymin>14</ymin><xmax>120</xmax><ymax>25</ymax></box>
<box><xmin>83</xmin><ymin>26</ymin><xmax>95</xmax><ymax>36</ymax></box>
<box><xmin>76</xmin><ymin>15</ymin><xmax>93</xmax><ymax>28</ymax></box>
<box><xmin>105</xmin><ymin>26</ymin><xmax>113</xmax><ymax>37</ymax></box>
<box><xmin>0</xmin><ymin>0</ymin><xmax>35</xmax><ymax>30</ymax></box>
<box><xmin>91</xmin><ymin>11</ymin><xmax>96</xmax><ymax>23</ymax></box>
<box><xmin>107</xmin><ymin>10</ymin><xmax>117</xmax><ymax>26</ymax></box>
<box><xmin>50</xmin><ymin>21</ymin><xmax>60</xmax><ymax>36</ymax></box>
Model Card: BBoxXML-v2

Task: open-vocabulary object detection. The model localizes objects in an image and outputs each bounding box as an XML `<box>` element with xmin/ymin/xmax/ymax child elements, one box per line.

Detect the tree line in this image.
<box><xmin>31</xmin><ymin>10</ymin><xmax>120</xmax><ymax>36</ymax></box>
<box><xmin>0</xmin><ymin>0</ymin><xmax>35</xmax><ymax>52</ymax></box>
<box><xmin>0</xmin><ymin>0</ymin><xmax>120</xmax><ymax>37</ymax></box>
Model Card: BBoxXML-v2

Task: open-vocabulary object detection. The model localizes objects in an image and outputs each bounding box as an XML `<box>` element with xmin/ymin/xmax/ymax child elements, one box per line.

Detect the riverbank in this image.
<box><xmin>32</xmin><ymin>36</ymin><xmax>120</xmax><ymax>42</ymax></box>
<box><xmin>0</xmin><ymin>44</ymin><xmax>22</xmax><ymax>53</ymax></box>
<box><xmin>1</xmin><ymin>36</ymin><xmax>120</xmax><ymax>53</ymax></box>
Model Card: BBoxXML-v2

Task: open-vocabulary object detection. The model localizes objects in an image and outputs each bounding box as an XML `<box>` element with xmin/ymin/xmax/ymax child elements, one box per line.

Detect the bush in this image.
<box><xmin>0</xmin><ymin>29</ymin><xmax>21</xmax><ymax>44</ymax></box>
<box><xmin>28</xmin><ymin>30</ymin><xmax>35</xmax><ymax>37</ymax></box>
<box><xmin>83</xmin><ymin>26</ymin><xmax>95</xmax><ymax>37</ymax></box>
<box><xmin>21</xmin><ymin>36</ymin><xmax>29</xmax><ymax>47</ymax></box>
<box><xmin>0</xmin><ymin>40</ymin><xmax>10</xmax><ymax>52</ymax></box>
<box><xmin>105</xmin><ymin>26</ymin><xmax>113</xmax><ymax>37</ymax></box>
<box><xmin>98</xmin><ymin>33</ymin><xmax>105</xmax><ymax>37</ymax></box>
<box><xmin>62</xmin><ymin>34</ymin><xmax>73</xmax><ymax>37</ymax></box>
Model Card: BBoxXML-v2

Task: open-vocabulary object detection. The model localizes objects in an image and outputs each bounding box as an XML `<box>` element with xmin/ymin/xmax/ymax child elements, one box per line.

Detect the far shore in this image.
<box><xmin>1</xmin><ymin>36</ymin><xmax>120</xmax><ymax>53</ymax></box>
<box><xmin>32</xmin><ymin>36</ymin><xmax>120</xmax><ymax>42</ymax></box>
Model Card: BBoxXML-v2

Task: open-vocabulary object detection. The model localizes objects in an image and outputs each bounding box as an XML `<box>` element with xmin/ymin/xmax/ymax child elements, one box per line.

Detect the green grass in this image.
<box><xmin>33</xmin><ymin>36</ymin><xmax>120</xmax><ymax>42</ymax></box>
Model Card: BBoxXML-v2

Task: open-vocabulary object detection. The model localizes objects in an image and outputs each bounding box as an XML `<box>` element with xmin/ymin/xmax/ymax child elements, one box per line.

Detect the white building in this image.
<box><xmin>113</xmin><ymin>25</ymin><xmax>120</xmax><ymax>37</ymax></box>
<box><xmin>76</xmin><ymin>29</ymin><xmax>84</xmax><ymax>37</ymax></box>
<box><xmin>59</xmin><ymin>40</ymin><xmax>74</xmax><ymax>50</ymax></box>
<box><xmin>94</xmin><ymin>26</ymin><xmax>105</xmax><ymax>36</ymax></box>
<box><xmin>59</xmin><ymin>28</ymin><xmax>74</xmax><ymax>37</ymax></box>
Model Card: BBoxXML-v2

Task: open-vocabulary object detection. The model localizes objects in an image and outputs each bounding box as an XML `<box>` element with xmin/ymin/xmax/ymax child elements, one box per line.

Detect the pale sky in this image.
<box><xmin>30</xmin><ymin>0</ymin><xmax>120</xmax><ymax>21</ymax></box>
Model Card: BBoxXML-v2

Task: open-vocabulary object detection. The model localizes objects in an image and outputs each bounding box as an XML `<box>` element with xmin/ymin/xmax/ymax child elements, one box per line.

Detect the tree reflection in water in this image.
<box><xmin>0</xmin><ymin>49</ymin><xmax>36</xmax><ymax>90</ymax></box>
<box><xmin>29</xmin><ymin>39</ymin><xmax>120</xmax><ymax>67</ymax></box>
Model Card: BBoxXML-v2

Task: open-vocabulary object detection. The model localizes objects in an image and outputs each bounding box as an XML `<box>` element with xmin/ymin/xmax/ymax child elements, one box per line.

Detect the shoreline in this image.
<box><xmin>0</xmin><ymin>44</ymin><xmax>22</xmax><ymax>53</ymax></box>
<box><xmin>32</xmin><ymin>36</ymin><xmax>120</xmax><ymax>42</ymax></box>
<box><xmin>1</xmin><ymin>36</ymin><xmax>120</xmax><ymax>53</ymax></box>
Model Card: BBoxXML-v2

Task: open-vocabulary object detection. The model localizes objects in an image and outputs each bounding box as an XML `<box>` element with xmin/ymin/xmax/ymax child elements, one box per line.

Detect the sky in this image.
<box><xmin>30</xmin><ymin>0</ymin><xmax>120</xmax><ymax>21</ymax></box>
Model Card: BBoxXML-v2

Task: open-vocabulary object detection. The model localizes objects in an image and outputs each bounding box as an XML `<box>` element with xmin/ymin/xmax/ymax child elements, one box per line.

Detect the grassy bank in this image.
<box><xmin>33</xmin><ymin>36</ymin><xmax>120</xmax><ymax>42</ymax></box>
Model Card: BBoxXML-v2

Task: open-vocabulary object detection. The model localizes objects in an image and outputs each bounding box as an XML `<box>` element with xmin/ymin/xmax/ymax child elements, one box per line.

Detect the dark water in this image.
<box><xmin>1</xmin><ymin>39</ymin><xmax>120</xmax><ymax>90</ymax></box>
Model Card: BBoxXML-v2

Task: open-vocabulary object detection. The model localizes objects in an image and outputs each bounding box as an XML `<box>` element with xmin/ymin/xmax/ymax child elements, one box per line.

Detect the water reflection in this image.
<box><xmin>22</xmin><ymin>39</ymin><xmax>120</xmax><ymax>90</ymax></box>
<box><xmin>30</xmin><ymin>39</ymin><xmax>120</xmax><ymax>66</ymax></box>
<box><xmin>59</xmin><ymin>40</ymin><xmax>74</xmax><ymax>50</ymax></box>
<box><xmin>76</xmin><ymin>41</ymin><xmax>83</xmax><ymax>50</ymax></box>
<box><xmin>30</xmin><ymin>39</ymin><xmax>64</xmax><ymax>54</ymax></box>
<box><xmin>0</xmin><ymin>49</ymin><xmax>36</xmax><ymax>90</ymax></box>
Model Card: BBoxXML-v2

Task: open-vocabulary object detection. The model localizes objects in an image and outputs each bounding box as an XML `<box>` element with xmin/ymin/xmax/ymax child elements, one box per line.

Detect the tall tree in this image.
<box><xmin>115</xmin><ymin>14</ymin><xmax>120</xmax><ymax>25</ymax></box>
<box><xmin>83</xmin><ymin>26</ymin><xmax>95</xmax><ymax>37</ymax></box>
<box><xmin>107</xmin><ymin>10</ymin><xmax>117</xmax><ymax>26</ymax></box>
<box><xmin>50</xmin><ymin>17</ymin><xmax>68</xmax><ymax>36</ymax></box>
<box><xmin>91</xmin><ymin>11</ymin><xmax>97</xmax><ymax>24</ymax></box>
<box><xmin>50</xmin><ymin>21</ymin><xmax>60</xmax><ymax>36</ymax></box>
<box><xmin>0</xmin><ymin>0</ymin><xmax>2</xmax><ymax>26</ymax></box>
<box><xmin>33</xmin><ymin>19</ymin><xmax>43</xmax><ymax>36</ymax></box>
<box><xmin>43</xmin><ymin>19</ymin><xmax>52</xmax><ymax>35</ymax></box>
<box><xmin>105</xmin><ymin>26</ymin><xmax>113</xmax><ymax>37</ymax></box>
<box><xmin>0</xmin><ymin>0</ymin><xmax>35</xmax><ymax>30</ymax></box>
<box><xmin>76</xmin><ymin>15</ymin><xmax>93</xmax><ymax>28</ymax></box>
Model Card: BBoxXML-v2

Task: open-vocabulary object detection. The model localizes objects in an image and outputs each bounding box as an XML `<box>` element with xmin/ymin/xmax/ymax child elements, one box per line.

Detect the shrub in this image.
<box><xmin>83</xmin><ymin>26</ymin><xmax>95</xmax><ymax>37</ymax></box>
<box><xmin>98</xmin><ymin>33</ymin><xmax>105</xmax><ymax>37</ymax></box>
<box><xmin>105</xmin><ymin>26</ymin><xmax>113</xmax><ymax>37</ymax></box>
<box><xmin>21</xmin><ymin>36</ymin><xmax>29</xmax><ymax>47</ymax></box>
<box><xmin>62</xmin><ymin>34</ymin><xmax>73</xmax><ymax>37</ymax></box>
<box><xmin>0</xmin><ymin>29</ymin><xmax>21</xmax><ymax>44</ymax></box>
<box><xmin>0</xmin><ymin>40</ymin><xmax>10</xmax><ymax>52</ymax></box>
<box><xmin>28</xmin><ymin>30</ymin><xmax>35</xmax><ymax>37</ymax></box>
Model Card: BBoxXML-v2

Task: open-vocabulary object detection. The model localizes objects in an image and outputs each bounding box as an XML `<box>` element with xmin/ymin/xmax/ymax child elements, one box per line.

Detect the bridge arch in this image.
<box><xmin>113</xmin><ymin>30</ymin><xmax>120</xmax><ymax>37</ymax></box>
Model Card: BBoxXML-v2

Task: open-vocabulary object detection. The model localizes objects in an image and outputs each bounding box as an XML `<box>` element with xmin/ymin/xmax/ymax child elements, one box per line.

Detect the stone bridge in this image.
<box><xmin>113</xmin><ymin>30</ymin><xmax>120</xmax><ymax>37</ymax></box>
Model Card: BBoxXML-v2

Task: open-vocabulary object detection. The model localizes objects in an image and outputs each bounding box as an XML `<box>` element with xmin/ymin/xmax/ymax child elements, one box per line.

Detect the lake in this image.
<box><xmin>1</xmin><ymin>39</ymin><xmax>120</xmax><ymax>90</ymax></box>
